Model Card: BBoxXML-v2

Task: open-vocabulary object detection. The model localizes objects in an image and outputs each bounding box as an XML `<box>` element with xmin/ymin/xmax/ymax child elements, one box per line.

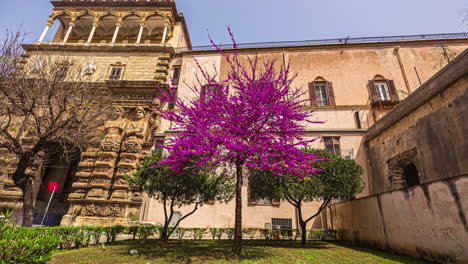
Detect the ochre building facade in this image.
<box><xmin>0</xmin><ymin>0</ymin><xmax>467</xmax><ymax>234</ymax></box>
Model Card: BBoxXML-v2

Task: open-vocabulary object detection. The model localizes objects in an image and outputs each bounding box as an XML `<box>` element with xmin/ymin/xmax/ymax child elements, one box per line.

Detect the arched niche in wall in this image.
<box><xmin>387</xmin><ymin>148</ymin><xmax>422</xmax><ymax>190</ymax></box>
<box><xmin>95</xmin><ymin>14</ymin><xmax>118</xmax><ymax>42</ymax></box>
<box><xmin>119</xmin><ymin>15</ymin><xmax>141</xmax><ymax>41</ymax></box>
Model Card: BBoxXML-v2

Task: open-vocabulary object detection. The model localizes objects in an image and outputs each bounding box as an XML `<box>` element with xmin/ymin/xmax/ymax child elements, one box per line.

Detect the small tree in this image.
<box><xmin>126</xmin><ymin>151</ymin><xmax>234</xmax><ymax>241</ymax></box>
<box><xmin>0</xmin><ymin>30</ymin><xmax>111</xmax><ymax>226</ymax></box>
<box><xmin>249</xmin><ymin>149</ymin><xmax>364</xmax><ymax>245</ymax></box>
<box><xmin>158</xmin><ymin>29</ymin><xmax>324</xmax><ymax>254</ymax></box>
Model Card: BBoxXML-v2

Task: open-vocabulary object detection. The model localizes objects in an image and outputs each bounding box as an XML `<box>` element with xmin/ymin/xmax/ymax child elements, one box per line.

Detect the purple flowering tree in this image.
<box><xmin>159</xmin><ymin>30</ymin><xmax>324</xmax><ymax>254</ymax></box>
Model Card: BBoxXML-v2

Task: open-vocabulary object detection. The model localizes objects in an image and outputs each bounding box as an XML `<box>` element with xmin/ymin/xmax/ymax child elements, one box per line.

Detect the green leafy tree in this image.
<box><xmin>249</xmin><ymin>148</ymin><xmax>364</xmax><ymax>245</ymax></box>
<box><xmin>126</xmin><ymin>151</ymin><xmax>234</xmax><ymax>241</ymax></box>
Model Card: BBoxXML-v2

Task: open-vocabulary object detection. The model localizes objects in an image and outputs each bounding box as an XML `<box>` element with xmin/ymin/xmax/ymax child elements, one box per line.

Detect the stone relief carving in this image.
<box><xmin>122</xmin><ymin>107</ymin><xmax>148</xmax><ymax>153</ymax></box>
<box><xmin>101</xmin><ymin>107</ymin><xmax>126</xmax><ymax>152</ymax></box>
<box><xmin>86</xmin><ymin>203</ymin><xmax>123</xmax><ymax>217</ymax></box>
<box><xmin>146</xmin><ymin>109</ymin><xmax>161</xmax><ymax>143</ymax></box>
<box><xmin>84</xmin><ymin>61</ymin><xmax>97</xmax><ymax>75</ymax></box>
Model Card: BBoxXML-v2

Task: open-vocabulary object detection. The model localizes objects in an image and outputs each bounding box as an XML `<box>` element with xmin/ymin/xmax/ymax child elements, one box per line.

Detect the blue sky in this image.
<box><xmin>0</xmin><ymin>0</ymin><xmax>466</xmax><ymax>46</ymax></box>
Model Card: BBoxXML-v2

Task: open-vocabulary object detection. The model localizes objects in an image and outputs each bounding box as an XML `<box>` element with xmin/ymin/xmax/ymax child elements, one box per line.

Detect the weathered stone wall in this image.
<box><xmin>366</xmin><ymin>52</ymin><xmax>468</xmax><ymax>195</ymax></box>
<box><xmin>321</xmin><ymin>49</ymin><xmax>468</xmax><ymax>263</ymax></box>
<box><xmin>323</xmin><ymin>176</ymin><xmax>468</xmax><ymax>263</ymax></box>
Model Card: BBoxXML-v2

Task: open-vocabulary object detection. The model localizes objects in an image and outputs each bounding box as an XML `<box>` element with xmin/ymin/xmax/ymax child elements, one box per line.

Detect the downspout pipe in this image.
<box><xmin>394</xmin><ymin>46</ymin><xmax>412</xmax><ymax>94</ymax></box>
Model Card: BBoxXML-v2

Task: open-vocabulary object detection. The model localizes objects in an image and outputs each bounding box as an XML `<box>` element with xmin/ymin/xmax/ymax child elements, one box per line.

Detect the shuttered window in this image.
<box><xmin>309</xmin><ymin>81</ymin><xmax>336</xmax><ymax>106</ymax></box>
<box><xmin>368</xmin><ymin>79</ymin><xmax>399</xmax><ymax>104</ymax></box>
<box><xmin>324</xmin><ymin>137</ymin><xmax>341</xmax><ymax>156</ymax></box>
<box><xmin>171</xmin><ymin>66</ymin><xmax>181</xmax><ymax>85</ymax></box>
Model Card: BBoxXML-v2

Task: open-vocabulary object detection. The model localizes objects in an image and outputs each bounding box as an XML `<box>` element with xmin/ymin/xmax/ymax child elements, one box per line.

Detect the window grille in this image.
<box><xmin>271</xmin><ymin>218</ymin><xmax>292</xmax><ymax>230</ymax></box>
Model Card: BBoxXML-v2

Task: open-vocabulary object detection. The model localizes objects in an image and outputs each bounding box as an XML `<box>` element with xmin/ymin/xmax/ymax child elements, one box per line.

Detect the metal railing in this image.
<box><xmin>175</xmin><ymin>32</ymin><xmax>468</xmax><ymax>53</ymax></box>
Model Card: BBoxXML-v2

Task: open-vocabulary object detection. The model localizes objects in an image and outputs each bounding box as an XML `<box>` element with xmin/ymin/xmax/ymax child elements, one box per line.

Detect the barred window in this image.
<box><xmin>271</xmin><ymin>218</ymin><xmax>292</xmax><ymax>230</ymax></box>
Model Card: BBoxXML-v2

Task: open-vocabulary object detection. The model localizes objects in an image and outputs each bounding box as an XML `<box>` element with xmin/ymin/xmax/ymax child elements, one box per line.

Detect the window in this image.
<box><xmin>368</xmin><ymin>77</ymin><xmax>399</xmax><ymax>105</ymax></box>
<box><xmin>256</xmin><ymin>198</ymin><xmax>272</xmax><ymax>205</ymax></box>
<box><xmin>55</xmin><ymin>65</ymin><xmax>69</xmax><ymax>81</ymax></box>
<box><xmin>309</xmin><ymin>79</ymin><xmax>335</xmax><ymax>107</ymax></box>
<box><xmin>201</xmin><ymin>84</ymin><xmax>219</xmax><ymax>101</ymax></box>
<box><xmin>154</xmin><ymin>139</ymin><xmax>165</xmax><ymax>154</ymax></box>
<box><xmin>271</xmin><ymin>218</ymin><xmax>292</xmax><ymax>230</ymax></box>
<box><xmin>315</xmin><ymin>82</ymin><xmax>329</xmax><ymax>106</ymax></box>
<box><xmin>109</xmin><ymin>67</ymin><xmax>123</xmax><ymax>80</ymax></box>
<box><xmin>171</xmin><ymin>66</ymin><xmax>181</xmax><ymax>85</ymax></box>
<box><xmin>354</xmin><ymin>112</ymin><xmax>362</xmax><ymax>129</ymax></box>
<box><xmin>375</xmin><ymin>81</ymin><xmax>391</xmax><ymax>101</ymax></box>
<box><xmin>324</xmin><ymin>137</ymin><xmax>341</xmax><ymax>156</ymax></box>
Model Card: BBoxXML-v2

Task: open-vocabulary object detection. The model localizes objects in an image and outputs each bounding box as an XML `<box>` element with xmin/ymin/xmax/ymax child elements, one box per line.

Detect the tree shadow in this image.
<box><xmin>111</xmin><ymin>239</ymin><xmax>273</xmax><ymax>262</ymax></box>
<box><xmin>330</xmin><ymin>242</ymin><xmax>429</xmax><ymax>264</ymax></box>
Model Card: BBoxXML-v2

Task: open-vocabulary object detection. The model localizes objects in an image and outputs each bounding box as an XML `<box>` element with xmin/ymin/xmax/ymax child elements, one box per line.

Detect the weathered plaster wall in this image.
<box><xmin>324</xmin><ymin>176</ymin><xmax>468</xmax><ymax>263</ymax></box>
<box><xmin>321</xmin><ymin>49</ymin><xmax>468</xmax><ymax>263</ymax></box>
<box><xmin>367</xmin><ymin>66</ymin><xmax>468</xmax><ymax>194</ymax></box>
<box><xmin>144</xmin><ymin>185</ymin><xmax>324</xmax><ymax>230</ymax></box>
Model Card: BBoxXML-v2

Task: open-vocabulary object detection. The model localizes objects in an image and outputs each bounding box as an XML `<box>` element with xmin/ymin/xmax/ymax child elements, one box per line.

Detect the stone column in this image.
<box><xmin>161</xmin><ymin>24</ymin><xmax>168</xmax><ymax>44</ymax></box>
<box><xmin>38</xmin><ymin>22</ymin><xmax>53</xmax><ymax>42</ymax></box>
<box><xmin>62</xmin><ymin>22</ymin><xmax>75</xmax><ymax>43</ymax></box>
<box><xmin>111</xmin><ymin>23</ymin><xmax>121</xmax><ymax>44</ymax></box>
<box><xmin>136</xmin><ymin>24</ymin><xmax>144</xmax><ymax>44</ymax></box>
<box><xmin>86</xmin><ymin>23</ymin><xmax>98</xmax><ymax>43</ymax></box>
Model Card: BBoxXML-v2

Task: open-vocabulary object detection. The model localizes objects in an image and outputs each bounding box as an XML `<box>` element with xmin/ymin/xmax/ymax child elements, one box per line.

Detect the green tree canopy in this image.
<box><xmin>126</xmin><ymin>151</ymin><xmax>235</xmax><ymax>241</ymax></box>
<box><xmin>249</xmin><ymin>148</ymin><xmax>364</xmax><ymax>245</ymax></box>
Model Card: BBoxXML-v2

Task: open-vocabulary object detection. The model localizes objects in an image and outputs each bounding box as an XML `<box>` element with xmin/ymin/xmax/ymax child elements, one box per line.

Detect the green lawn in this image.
<box><xmin>48</xmin><ymin>240</ymin><xmax>428</xmax><ymax>264</ymax></box>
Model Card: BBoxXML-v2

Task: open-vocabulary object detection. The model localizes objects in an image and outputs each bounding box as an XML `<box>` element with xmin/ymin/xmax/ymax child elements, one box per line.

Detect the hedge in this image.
<box><xmin>0</xmin><ymin>222</ymin><xmax>336</xmax><ymax>264</ymax></box>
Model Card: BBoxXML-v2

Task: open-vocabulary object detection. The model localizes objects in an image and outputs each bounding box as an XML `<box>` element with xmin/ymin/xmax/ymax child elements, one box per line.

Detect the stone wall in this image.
<box><xmin>323</xmin><ymin>176</ymin><xmax>468</xmax><ymax>263</ymax></box>
<box><xmin>321</xmin><ymin>49</ymin><xmax>468</xmax><ymax>263</ymax></box>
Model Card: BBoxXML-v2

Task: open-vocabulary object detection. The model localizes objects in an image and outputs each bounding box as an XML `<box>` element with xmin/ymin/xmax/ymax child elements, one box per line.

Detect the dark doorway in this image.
<box><xmin>33</xmin><ymin>148</ymin><xmax>80</xmax><ymax>226</ymax></box>
<box><xmin>404</xmin><ymin>163</ymin><xmax>420</xmax><ymax>187</ymax></box>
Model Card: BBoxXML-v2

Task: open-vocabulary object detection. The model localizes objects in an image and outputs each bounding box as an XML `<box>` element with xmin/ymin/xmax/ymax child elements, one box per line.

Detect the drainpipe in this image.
<box><xmin>394</xmin><ymin>46</ymin><xmax>411</xmax><ymax>94</ymax></box>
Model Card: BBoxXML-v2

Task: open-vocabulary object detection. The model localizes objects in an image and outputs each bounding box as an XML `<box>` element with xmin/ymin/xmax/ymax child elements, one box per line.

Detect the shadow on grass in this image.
<box><xmin>111</xmin><ymin>239</ymin><xmax>275</xmax><ymax>262</ymax></box>
<box><xmin>330</xmin><ymin>242</ymin><xmax>429</xmax><ymax>264</ymax></box>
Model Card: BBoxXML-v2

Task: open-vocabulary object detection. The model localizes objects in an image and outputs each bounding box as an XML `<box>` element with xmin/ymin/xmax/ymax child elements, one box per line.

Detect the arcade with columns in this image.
<box><xmin>38</xmin><ymin>0</ymin><xmax>178</xmax><ymax>45</ymax></box>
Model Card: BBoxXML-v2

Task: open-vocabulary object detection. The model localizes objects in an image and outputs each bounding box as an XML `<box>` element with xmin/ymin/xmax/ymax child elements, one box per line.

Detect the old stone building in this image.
<box><xmin>0</xmin><ymin>0</ymin><xmax>467</xmax><ymax>242</ymax></box>
<box><xmin>321</xmin><ymin>49</ymin><xmax>468</xmax><ymax>263</ymax></box>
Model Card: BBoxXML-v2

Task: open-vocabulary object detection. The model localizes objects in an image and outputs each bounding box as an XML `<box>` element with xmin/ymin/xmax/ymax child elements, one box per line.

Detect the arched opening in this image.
<box><xmin>119</xmin><ymin>15</ymin><xmax>141</xmax><ymax>43</ymax></box>
<box><xmin>403</xmin><ymin>163</ymin><xmax>420</xmax><ymax>187</ymax></box>
<box><xmin>32</xmin><ymin>146</ymin><xmax>80</xmax><ymax>226</ymax></box>
<box><xmin>95</xmin><ymin>14</ymin><xmax>118</xmax><ymax>43</ymax></box>
<box><xmin>70</xmin><ymin>14</ymin><xmax>94</xmax><ymax>43</ymax></box>
<box><xmin>51</xmin><ymin>15</ymin><xmax>71</xmax><ymax>43</ymax></box>
<box><xmin>144</xmin><ymin>15</ymin><xmax>166</xmax><ymax>43</ymax></box>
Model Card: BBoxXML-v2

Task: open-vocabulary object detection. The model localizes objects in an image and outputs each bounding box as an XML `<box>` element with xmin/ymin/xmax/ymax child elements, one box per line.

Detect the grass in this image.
<box><xmin>48</xmin><ymin>240</ymin><xmax>429</xmax><ymax>264</ymax></box>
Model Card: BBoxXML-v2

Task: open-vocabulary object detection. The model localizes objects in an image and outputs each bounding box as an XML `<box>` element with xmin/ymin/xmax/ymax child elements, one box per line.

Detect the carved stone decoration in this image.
<box><xmin>84</xmin><ymin>61</ymin><xmax>97</xmax><ymax>75</ymax></box>
<box><xmin>146</xmin><ymin>109</ymin><xmax>161</xmax><ymax>143</ymax></box>
<box><xmin>122</xmin><ymin>107</ymin><xmax>147</xmax><ymax>153</ymax></box>
<box><xmin>101</xmin><ymin>107</ymin><xmax>126</xmax><ymax>152</ymax></box>
<box><xmin>86</xmin><ymin>203</ymin><xmax>123</xmax><ymax>217</ymax></box>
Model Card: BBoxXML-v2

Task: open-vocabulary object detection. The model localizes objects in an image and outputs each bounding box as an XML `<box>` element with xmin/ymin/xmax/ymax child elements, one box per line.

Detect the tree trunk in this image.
<box><xmin>21</xmin><ymin>178</ymin><xmax>34</xmax><ymax>227</ymax></box>
<box><xmin>232</xmin><ymin>162</ymin><xmax>243</xmax><ymax>255</ymax></box>
<box><xmin>300</xmin><ymin>221</ymin><xmax>307</xmax><ymax>246</ymax></box>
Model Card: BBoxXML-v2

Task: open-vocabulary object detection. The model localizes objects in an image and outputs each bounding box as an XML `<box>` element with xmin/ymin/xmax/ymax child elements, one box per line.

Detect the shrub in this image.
<box><xmin>242</xmin><ymin>228</ymin><xmax>258</xmax><ymax>239</ymax></box>
<box><xmin>128</xmin><ymin>226</ymin><xmax>139</xmax><ymax>240</ymax></box>
<box><xmin>260</xmin><ymin>229</ymin><xmax>272</xmax><ymax>240</ymax></box>
<box><xmin>176</xmin><ymin>227</ymin><xmax>187</xmax><ymax>239</ymax></box>
<box><xmin>192</xmin><ymin>228</ymin><xmax>207</xmax><ymax>240</ymax></box>
<box><xmin>225</xmin><ymin>228</ymin><xmax>235</xmax><ymax>240</ymax></box>
<box><xmin>104</xmin><ymin>225</ymin><xmax>126</xmax><ymax>243</ymax></box>
<box><xmin>137</xmin><ymin>226</ymin><xmax>156</xmax><ymax>240</ymax></box>
<box><xmin>209</xmin><ymin>228</ymin><xmax>220</xmax><ymax>240</ymax></box>
<box><xmin>0</xmin><ymin>223</ymin><xmax>59</xmax><ymax>264</ymax></box>
<box><xmin>307</xmin><ymin>229</ymin><xmax>336</xmax><ymax>241</ymax></box>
